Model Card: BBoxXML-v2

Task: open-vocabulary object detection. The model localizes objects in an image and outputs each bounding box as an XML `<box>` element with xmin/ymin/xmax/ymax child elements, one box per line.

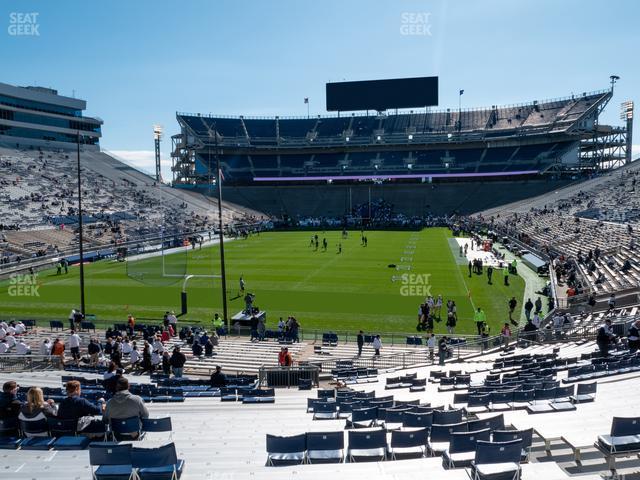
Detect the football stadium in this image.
<box><xmin>0</xmin><ymin>1</ymin><xmax>639</xmax><ymax>479</ymax></box>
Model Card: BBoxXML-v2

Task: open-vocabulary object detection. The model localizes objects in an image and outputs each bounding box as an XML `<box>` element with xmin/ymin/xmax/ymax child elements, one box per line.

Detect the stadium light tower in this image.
<box><xmin>610</xmin><ymin>75</ymin><xmax>620</xmax><ymax>91</ymax></box>
<box><xmin>211</xmin><ymin>124</ymin><xmax>229</xmax><ymax>331</ymax></box>
<box><xmin>76</xmin><ymin>131</ymin><xmax>86</xmax><ymax>316</ymax></box>
<box><xmin>621</xmin><ymin>100</ymin><xmax>634</xmax><ymax>164</ymax></box>
<box><xmin>153</xmin><ymin>125</ymin><xmax>163</xmax><ymax>183</ymax></box>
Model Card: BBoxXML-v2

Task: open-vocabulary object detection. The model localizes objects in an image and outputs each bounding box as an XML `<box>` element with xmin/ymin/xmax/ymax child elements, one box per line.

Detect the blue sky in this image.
<box><xmin>1</xmin><ymin>0</ymin><xmax>638</xmax><ymax>178</ymax></box>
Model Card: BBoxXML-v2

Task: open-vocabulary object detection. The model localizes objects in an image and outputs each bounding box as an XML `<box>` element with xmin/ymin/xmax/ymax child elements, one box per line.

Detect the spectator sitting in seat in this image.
<box><xmin>121</xmin><ymin>338</ymin><xmax>132</xmax><ymax>356</ymax></box>
<box><xmin>39</xmin><ymin>338</ymin><xmax>52</xmax><ymax>356</ymax></box>
<box><xmin>14</xmin><ymin>321</ymin><xmax>25</xmax><ymax>335</ymax></box>
<box><xmin>88</xmin><ymin>338</ymin><xmax>101</xmax><ymax>367</ymax></box>
<box><xmin>103</xmin><ymin>377</ymin><xmax>149</xmax><ymax>439</ymax></box>
<box><xmin>160</xmin><ymin>328</ymin><xmax>170</xmax><ymax>343</ymax></box>
<box><xmin>151</xmin><ymin>349</ymin><xmax>162</xmax><ymax>370</ymax></box>
<box><xmin>162</xmin><ymin>350</ymin><xmax>171</xmax><ymax>376</ymax></box>
<box><xmin>0</xmin><ymin>339</ymin><xmax>8</xmax><ymax>354</ymax></box>
<box><xmin>51</xmin><ymin>338</ymin><xmax>65</xmax><ymax>366</ymax></box>
<box><xmin>0</xmin><ymin>381</ymin><xmax>21</xmax><ymax>419</ymax></box>
<box><xmin>283</xmin><ymin>347</ymin><xmax>293</xmax><ymax>366</ymax></box>
<box><xmin>128</xmin><ymin>342</ymin><xmax>140</xmax><ymax>371</ymax></box>
<box><xmin>18</xmin><ymin>387</ymin><xmax>57</xmax><ymax>434</ymax></box>
<box><xmin>104</xmin><ymin>361</ymin><xmax>118</xmax><ymax>381</ymax></box>
<box><xmin>210</xmin><ymin>365</ymin><xmax>227</xmax><ymax>388</ymax></box>
<box><xmin>204</xmin><ymin>338</ymin><xmax>214</xmax><ymax>357</ymax></box>
<box><xmin>57</xmin><ymin>380</ymin><xmax>104</xmax><ymax>421</ymax></box>
<box><xmin>15</xmin><ymin>339</ymin><xmax>30</xmax><ymax>355</ymax></box>
<box><xmin>105</xmin><ymin>366</ymin><xmax>124</xmax><ymax>395</ymax></box>
<box><xmin>192</xmin><ymin>341</ymin><xmax>203</xmax><ymax>357</ymax></box>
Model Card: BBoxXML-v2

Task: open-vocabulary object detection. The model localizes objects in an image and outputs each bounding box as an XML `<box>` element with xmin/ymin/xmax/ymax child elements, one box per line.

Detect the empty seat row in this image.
<box><xmin>267</xmin><ymin>427</ymin><xmax>529</xmax><ymax>479</ymax></box>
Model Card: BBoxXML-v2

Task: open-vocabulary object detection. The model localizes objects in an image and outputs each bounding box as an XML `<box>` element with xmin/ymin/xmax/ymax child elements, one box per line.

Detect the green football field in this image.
<box><xmin>0</xmin><ymin>228</ymin><xmax>525</xmax><ymax>335</ymax></box>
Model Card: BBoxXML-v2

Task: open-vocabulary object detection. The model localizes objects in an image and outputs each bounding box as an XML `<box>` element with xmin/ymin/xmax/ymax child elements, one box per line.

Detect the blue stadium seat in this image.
<box><xmin>427</xmin><ymin>421</ymin><xmax>468</xmax><ymax>455</ymax></box>
<box><xmin>306</xmin><ymin>431</ymin><xmax>344</xmax><ymax>464</ymax></box>
<box><xmin>0</xmin><ymin>417</ymin><xmax>19</xmax><ymax>437</ymax></box>
<box><xmin>433</xmin><ymin>409</ymin><xmax>464</xmax><ymax>425</ymax></box>
<box><xmin>49</xmin><ymin>320</ymin><xmax>64</xmax><ymax>331</ymax></box>
<box><xmin>410</xmin><ymin>378</ymin><xmax>427</xmax><ymax>392</ymax></box>
<box><xmin>492</xmin><ymin>429</ymin><xmax>533</xmax><ymax>462</ymax></box>
<box><xmin>489</xmin><ymin>391</ymin><xmax>514</xmax><ymax>411</ymax></box>
<box><xmin>242</xmin><ymin>388</ymin><xmax>275</xmax><ymax>404</ymax></box>
<box><xmin>443</xmin><ymin>429</ymin><xmax>491</xmax><ymax>469</ymax></box>
<box><xmin>132</xmin><ymin>442</ymin><xmax>184</xmax><ymax>480</ymax></box>
<box><xmin>109</xmin><ymin>416</ymin><xmax>143</xmax><ymax>442</ymax></box>
<box><xmin>508</xmin><ymin>389</ymin><xmax>535</xmax><ymax>410</ymax></box>
<box><xmin>313</xmin><ymin>401</ymin><xmax>338</xmax><ymax>420</ymax></box>
<box><xmin>470</xmin><ymin>439</ymin><xmax>523</xmax><ymax>480</ymax></box>
<box><xmin>317</xmin><ymin>389</ymin><xmax>335</xmax><ymax>399</ymax></box>
<box><xmin>570</xmin><ymin>382</ymin><xmax>597</xmax><ymax>403</ymax></box>
<box><xmin>467</xmin><ymin>414</ymin><xmax>504</xmax><ymax>432</ymax></box>
<box><xmin>596</xmin><ymin>417</ymin><xmax>640</xmax><ymax>454</ymax></box>
<box><xmin>388</xmin><ymin>427</ymin><xmax>429</xmax><ymax>459</ymax></box>
<box><xmin>347</xmin><ymin>428</ymin><xmax>387</xmax><ymax>462</ymax></box>
<box><xmin>142</xmin><ymin>417</ymin><xmax>173</xmax><ymax>441</ymax></box>
<box><xmin>348</xmin><ymin>407</ymin><xmax>378</xmax><ymax>429</ymax></box>
<box><xmin>266</xmin><ymin>433</ymin><xmax>306</xmax><ymax>466</ymax></box>
<box><xmin>53</xmin><ymin>435</ymin><xmax>91</xmax><ymax>450</ymax></box>
<box><xmin>0</xmin><ymin>436</ymin><xmax>22</xmax><ymax>449</ymax></box>
<box><xmin>465</xmin><ymin>394</ymin><xmax>490</xmax><ymax>414</ymax></box>
<box><xmin>403</xmin><ymin>412</ymin><xmax>433</xmax><ymax>428</ymax></box>
<box><xmin>382</xmin><ymin>408</ymin><xmax>410</xmax><ymax>430</ymax></box>
<box><xmin>89</xmin><ymin>442</ymin><xmax>133</xmax><ymax>480</ymax></box>
<box><xmin>19</xmin><ymin>418</ymin><xmax>49</xmax><ymax>438</ymax></box>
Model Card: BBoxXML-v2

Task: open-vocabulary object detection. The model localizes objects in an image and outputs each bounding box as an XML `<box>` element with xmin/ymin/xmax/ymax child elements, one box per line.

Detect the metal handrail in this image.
<box><xmin>0</xmin><ymin>354</ymin><xmax>62</xmax><ymax>371</ymax></box>
<box><xmin>175</xmin><ymin>89</ymin><xmax>609</xmax><ymax>121</ymax></box>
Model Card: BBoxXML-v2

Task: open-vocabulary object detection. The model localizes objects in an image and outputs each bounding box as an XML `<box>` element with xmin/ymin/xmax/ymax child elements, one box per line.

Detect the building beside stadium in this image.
<box><xmin>0</xmin><ymin>81</ymin><xmax>102</xmax><ymax>150</ymax></box>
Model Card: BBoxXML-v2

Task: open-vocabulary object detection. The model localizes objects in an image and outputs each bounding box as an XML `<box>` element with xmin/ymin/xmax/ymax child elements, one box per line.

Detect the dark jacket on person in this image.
<box><xmin>57</xmin><ymin>395</ymin><xmax>101</xmax><ymax>421</ymax></box>
<box><xmin>0</xmin><ymin>392</ymin><xmax>21</xmax><ymax>419</ymax></box>
<box><xmin>357</xmin><ymin>334</ymin><xmax>364</xmax><ymax>347</ymax></box>
<box><xmin>88</xmin><ymin>342</ymin><xmax>101</xmax><ymax>355</ymax></box>
<box><xmin>210</xmin><ymin>371</ymin><xmax>227</xmax><ymax>388</ymax></box>
<box><xmin>170</xmin><ymin>351</ymin><xmax>186</xmax><ymax>368</ymax></box>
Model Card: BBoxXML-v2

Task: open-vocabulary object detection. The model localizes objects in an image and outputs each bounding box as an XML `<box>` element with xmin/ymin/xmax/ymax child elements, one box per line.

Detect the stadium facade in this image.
<box><xmin>0</xmin><ymin>82</ymin><xmax>102</xmax><ymax>150</ymax></box>
<box><xmin>171</xmin><ymin>88</ymin><xmax>630</xmax><ymax>216</ymax></box>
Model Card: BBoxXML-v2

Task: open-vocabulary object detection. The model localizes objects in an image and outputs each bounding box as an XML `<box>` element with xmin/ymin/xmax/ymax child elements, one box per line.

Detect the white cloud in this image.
<box><xmin>633</xmin><ymin>144</ymin><xmax>640</xmax><ymax>160</ymax></box>
<box><xmin>107</xmin><ymin>150</ymin><xmax>172</xmax><ymax>181</ymax></box>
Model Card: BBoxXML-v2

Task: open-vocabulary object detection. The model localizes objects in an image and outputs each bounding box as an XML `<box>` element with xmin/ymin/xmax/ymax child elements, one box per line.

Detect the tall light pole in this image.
<box><xmin>76</xmin><ymin>131</ymin><xmax>86</xmax><ymax>316</ymax></box>
<box><xmin>153</xmin><ymin>125</ymin><xmax>163</xmax><ymax>183</ymax></box>
<box><xmin>212</xmin><ymin>125</ymin><xmax>229</xmax><ymax>331</ymax></box>
<box><xmin>621</xmin><ymin>100</ymin><xmax>634</xmax><ymax>165</ymax></box>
